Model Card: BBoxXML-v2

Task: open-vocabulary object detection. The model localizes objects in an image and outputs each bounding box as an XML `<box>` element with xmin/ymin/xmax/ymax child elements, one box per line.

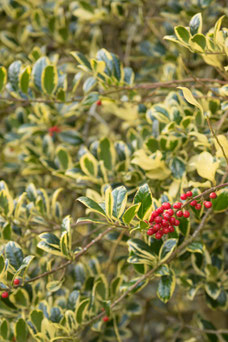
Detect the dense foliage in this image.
<box><xmin>0</xmin><ymin>0</ymin><xmax>228</xmax><ymax>341</ymax></box>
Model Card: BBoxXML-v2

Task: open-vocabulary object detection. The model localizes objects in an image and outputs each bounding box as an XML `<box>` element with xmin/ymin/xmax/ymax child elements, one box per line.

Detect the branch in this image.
<box><xmin>24</xmin><ymin>226</ymin><xmax>113</xmax><ymax>284</ymax></box>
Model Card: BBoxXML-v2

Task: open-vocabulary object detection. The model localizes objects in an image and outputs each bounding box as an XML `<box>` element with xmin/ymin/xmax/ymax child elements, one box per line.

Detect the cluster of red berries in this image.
<box><xmin>1</xmin><ymin>279</ymin><xmax>20</xmax><ymax>299</ymax></box>
<box><xmin>147</xmin><ymin>191</ymin><xmax>217</xmax><ymax>239</ymax></box>
<box><xmin>96</xmin><ymin>99</ymin><xmax>102</xmax><ymax>106</ymax></box>
<box><xmin>48</xmin><ymin>126</ymin><xmax>61</xmax><ymax>137</ymax></box>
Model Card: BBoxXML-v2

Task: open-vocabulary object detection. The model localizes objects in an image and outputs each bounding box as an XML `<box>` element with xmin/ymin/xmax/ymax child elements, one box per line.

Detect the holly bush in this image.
<box><xmin>0</xmin><ymin>0</ymin><xmax>228</xmax><ymax>341</ymax></box>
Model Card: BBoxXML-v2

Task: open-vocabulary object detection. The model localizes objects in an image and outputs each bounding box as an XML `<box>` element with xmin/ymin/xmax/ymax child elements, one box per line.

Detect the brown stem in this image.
<box><xmin>24</xmin><ymin>226</ymin><xmax>113</xmax><ymax>284</ymax></box>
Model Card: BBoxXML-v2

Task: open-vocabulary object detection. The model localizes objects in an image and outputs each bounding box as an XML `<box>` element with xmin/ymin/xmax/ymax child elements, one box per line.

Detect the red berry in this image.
<box><xmin>102</xmin><ymin>316</ymin><xmax>109</xmax><ymax>322</ymax></box>
<box><xmin>156</xmin><ymin>207</ymin><xmax>164</xmax><ymax>214</ymax></box>
<box><xmin>186</xmin><ymin>191</ymin><xmax>193</xmax><ymax>197</ymax></box>
<box><xmin>48</xmin><ymin>126</ymin><xmax>61</xmax><ymax>137</ymax></box>
<box><xmin>152</xmin><ymin>211</ymin><xmax>159</xmax><ymax>218</ymax></box>
<box><xmin>155</xmin><ymin>232</ymin><xmax>163</xmax><ymax>239</ymax></box>
<box><xmin>190</xmin><ymin>200</ymin><xmax>197</xmax><ymax>206</ymax></box>
<box><xmin>204</xmin><ymin>201</ymin><xmax>212</xmax><ymax>209</ymax></box>
<box><xmin>163</xmin><ymin>213</ymin><xmax>171</xmax><ymax>221</ymax></box>
<box><xmin>209</xmin><ymin>192</ymin><xmax>217</xmax><ymax>199</ymax></box>
<box><xmin>161</xmin><ymin>219</ymin><xmax>169</xmax><ymax>227</ymax></box>
<box><xmin>163</xmin><ymin>227</ymin><xmax>170</xmax><ymax>234</ymax></box>
<box><xmin>162</xmin><ymin>202</ymin><xmax>171</xmax><ymax>209</ymax></box>
<box><xmin>147</xmin><ymin>229</ymin><xmax>154</xmax><ymax>236</ymax></box>
<box><xmin>96</xmin><ymin>100</ymin><xmax>102</xmax><ymax>106</ymax></box>
<box><xmin>166</xmin><ymin>209</ymin><xmax>174</xmax><ymax>216</ymax></box>
<box><xmin>180</xmin><ymin>194</ymin><xmax>187</xmax><ymax>200</ymax></box>
<box><xmin>195</xmin><ymin>203</ymin><xmax>201</xmax><ymax>210</ymax></box>
<box><xmin>153</xmin><ymin>224</ymin><xmax>161</xmax><ymax>232</ymax></box>
<box><xmin>170</xmin><ymin>217</ymin><xmax>176</xmax><ymax>224</ymax></box>
<box><xmin>1</xmin><ymin>292</ymin><xmax>8</xmax><ymax>299</ymax></box>
<box><xmin>168</xmin><ymin>226</ymin><xmax>175</xmax><ymax>233</ymax></box>
<box><xmin>183</xmin><ymin>210</ymin><xmax>190</xmax><ymax>218</ymax></box>
<box><xmin>176</xmin><ymin>210</ymin><xmax>183</xmax><ymax>217</ymax></box>
<box><xmin>13</xmin><ymin>278</ymin><xmax>20</xmax><ymax>286</ymax></box>
<box><xmin>174</xmin><ymin>219</ymin><xmax>180</xmax><ymax>226</ymax></box>
<box><xmin>154</xmin><ymin>216</ymin><xmax>162</xmax><ymax>223</ymax></box>
<box><xmin>173</xmin><ymin>202</ymin><xmax>182</xmax><ymax>209</ymax></box>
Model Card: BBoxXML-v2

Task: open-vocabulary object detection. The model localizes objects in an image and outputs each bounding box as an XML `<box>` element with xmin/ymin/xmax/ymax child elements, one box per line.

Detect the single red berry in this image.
<box><xmin>161</xmin><ymin>219</ymin><xmax>169</xmax><ymax>227</ymax></box>
<box><xmin>173</xmin><ymin>202</ymin><xmax>182</xmax><ymax>209</ymax></box>
<box><xmin>156</xmin><ymin>207</ymin><xmax>164</xmax><ymax>214</ymax></box>
<box><xmin>204</xmin><ymin>201</ymin><xmax>212</xmax><ymax>209</ymax></box>
<box><xmin>186</xmin><ymin>191</ymin><xmax>193</xmax><ymax>197</ymax></box>
<box><xmin>155</xmin><ymin>232</ymin><xmax>163</xmax><ymax>239</ymax></box>
<box><xmin>195</xmin><ymin>203</ymin><xmax>201</xmax><ymax>210</ymax></box>
<box><xmin>48</xmin><ymin>126</ymin><xmax>61</xmax><ymax>137</ymax></box>
<box><xmin>154</xmin><ymin>216</ymin><xmax>162</xmax><ymax>224</ymax></box>
<box><xmin>163</xmin><ymin>213</ymin><xmax>171</xmax><ymax>221</ymax></box>
<box><xmin>153</xmin><ymin>224</ymin><xmax>161</xmax><ymax>232</ymax></box>
<box><xmin>166</xmin><ymin>209</ymin><xmax>174</xmax><ymax>216</ymax></box>
<box><xmin>152</xmin><ymin>211</ymin><xmax>159</xmax><ymax>218</ymax></box>
<box><xmin>170</xmin><ymin>217</ymin><xmax>176</xmax><ymax>224</ymax></box>
<box><xmin>163</xmin><ymin>227</ymin><xmax>170</xmax><ymax>234</ymax></box>
<box><xmin>209</xmin><ymin>192</ymin><xmax>217</xmax><ymax>199</ymax></box>
<box><xmin>174</xmin><ymin>219</ymin><xmax>180</xmax><ymax>226</ymax></box>
<box><xmin>162</xmin><ymin>202</ymin><xmax>171</xmax><ymax>209</ymax></box>
<box><xmin>176</xmin><ymin>210</ymin><xmax>183</xmax><ymax>217</ymax></box>
<box><xmin>96</xmin><ymin>100</ymin><xmax>102</xmax><ymax>106</ymax></box>
<box><xmin>147</xmin><ymin>229</ymin><xmax>154</xmax><ymax>236</ymax></box>
<box><xmin>183</xmin><ymin>210</ymin><xmax>190</xmax><ymax>218</ymax></box>
<box><xmin>190</xmin><ymin>200</ymin><xmax>197</xmax><ymax>206</ymax></box>
<box><xmin>102</xmin><ymin>316</ymin><xmax>109</xmax><ymax>322</ymax></box>
<box><xmin>180</xmin><ymin>194</ymin><xmax>187</xmax><ymax>200</ymax></box>
<box><xmin>168</xmin><ymin>226</ymin><xmax>175</xmax><ymax>233</ymax></box>
<box><xmin>1</xmin><ymin>292</ymin><xmax>8</xmax><ymax>299</ymax></box>
<box><xmin>13</xmin><ymin>278</ymin><xmax>20</xmax><ymax>286</ymax></box>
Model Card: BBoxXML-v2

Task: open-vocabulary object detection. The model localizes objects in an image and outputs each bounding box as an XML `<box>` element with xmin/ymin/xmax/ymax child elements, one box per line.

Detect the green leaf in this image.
<box><xmin>59</xmin><ymin>130</ymin><xmax>83</xmax><ymax>145</ymax></box>
<box><xmin>32</xmin><ymin>56</ymin><xmax>48</xmax><ymax>91</ymax></box>
<box><xmin>0</xmin><ymin>66</ymin><xmax>7</xmax><ymax>92</ymax></box>
<box><xmin>157</xmin><ymin>270</ymin><xmax>176</xmax><ymax>303</ymax></box>
<box><xmin>174</xmin><ymin>26</ymin><xmax>190</xmax><ymax>44</ymax></box>
<box><xmin>0</xmin><ymin>319</ymin><xmax>8</xmax><ymax>340</ymax></box>
<box><xmin>93</xmin><ymin>274</ymin><xmax>108</xmax><ymax>300</ymax></box>
<box><xmin>39</xmin><ymin>233</ymin><xmax>60</xmax><ymax>247</ymax></box>
<box><xmin>134</xmin><ymin>184</ymin><xmax>153</xmax><ymax>220</ymax></box>
<box><xmin>41</xmin><ymin>65</ymin><xmax>58</xmax><ymax>95</ymax></box>
<box><xmin>190</xmin><ymin>34</ymin><xmax>206</xmax><ymax>51</ymax></box>
<box><xmin>56</xmin><ymin>147</ymin><xmax>71</xmax><ymax>170</ymax></box>
<box><xmin>47</xmin><ymin>280</ymin><xmax>63</xmax><ymax>292</ymax></box>
<box><xmin>112</xmin><ymin>186</ymin><xmax>128</xmax><ymax>218</ymax></box>
<box><xmin>5</xmin><ymin>241</ymin><xmax>23</xmax><ymax>270</ymax></box>
<box><xmin>187</xmin><ymin>242</ymin><xmax>204</xmax><ymax>254</ymax></box>
<box><xmin>212</xmin><ymin>191</ymin><xmax>228</xmax><ymax>212</ymax></box>
<box><xmin>8</xmin><ymin>60</ymin><xmax>21</xmax><ymax>91</ymax></box>
<box><xmin>15</xmin><ymin>318</ymin><xmax>27</xmax><ymax>342</ymax></box>
<box><xmin>98</xmin><ymin>137</ymin><xmax>116</xmax><ymax>171</ymax></box>
<box><xmin>75</xmin><ymin>298</ymin><xmax>90</xmax><ymax>324</ymax></box>
<box><xmin>178</xmin><ymin>87</ymin><xmax>203</xmax><ymax>115</ymax></box>
<box><xmin>19</xmin><ymin>66</ymin><xmax>31</xmax><ymax>93</ymax></box>
<box><xmin>71</xmin><ymin>51</ymin><xmax>92</xmax><ymax>70</ymax></box>
<box><xmin>105</xmin><ymin>186</ymin><xmax>114</xmax><ymax>219</ymax></box>
<box><xmin>30</xmin><ymin>310</ymin><xmax>44</xmax><ymax>332</ymax></box>
<box><xmin>122</xmin><ymin>203</ymin><xmax>140</xmax><ymax>224</ymax></box>
<box><xmin>77</xmin><ymin>196</ymin><xmax>106</xmax><ymax>217</ymax></box>
<box><xmin>170</xmin><ymin>157</ymin><xmax>186</xmax><ymax>179</ymax></box>
<box><xmin>11</xmin><ymin>288</ymin><xmax>29</xmax><ymax>308</ymax></box>
<box><xmin>159</xmin><ymin>239</ymin><xmax>177</xmax><ymax>262</ymax></box>
<box><xmin>205</xmin><ymin>282</ymin><xmax>221</xmax><ymax>300</ymax></box>
<box><xmin>80</xmin><ymin>153</ymin><xmax>98</xmax><ymax>177</ymax></box>
<box><xmin>127</xmin><ymin>238</ymin><xmax>157</xmax><ymax>265</ymax></box>
<box><xmin>189</xmin><ymin>13</ymin><xmax>202</xmax><ymax>35</ymax></box>
<box><xmin>83</xmin><ymin>76</ymin><xmax>97</xmax><ymax>93</ymax></box>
